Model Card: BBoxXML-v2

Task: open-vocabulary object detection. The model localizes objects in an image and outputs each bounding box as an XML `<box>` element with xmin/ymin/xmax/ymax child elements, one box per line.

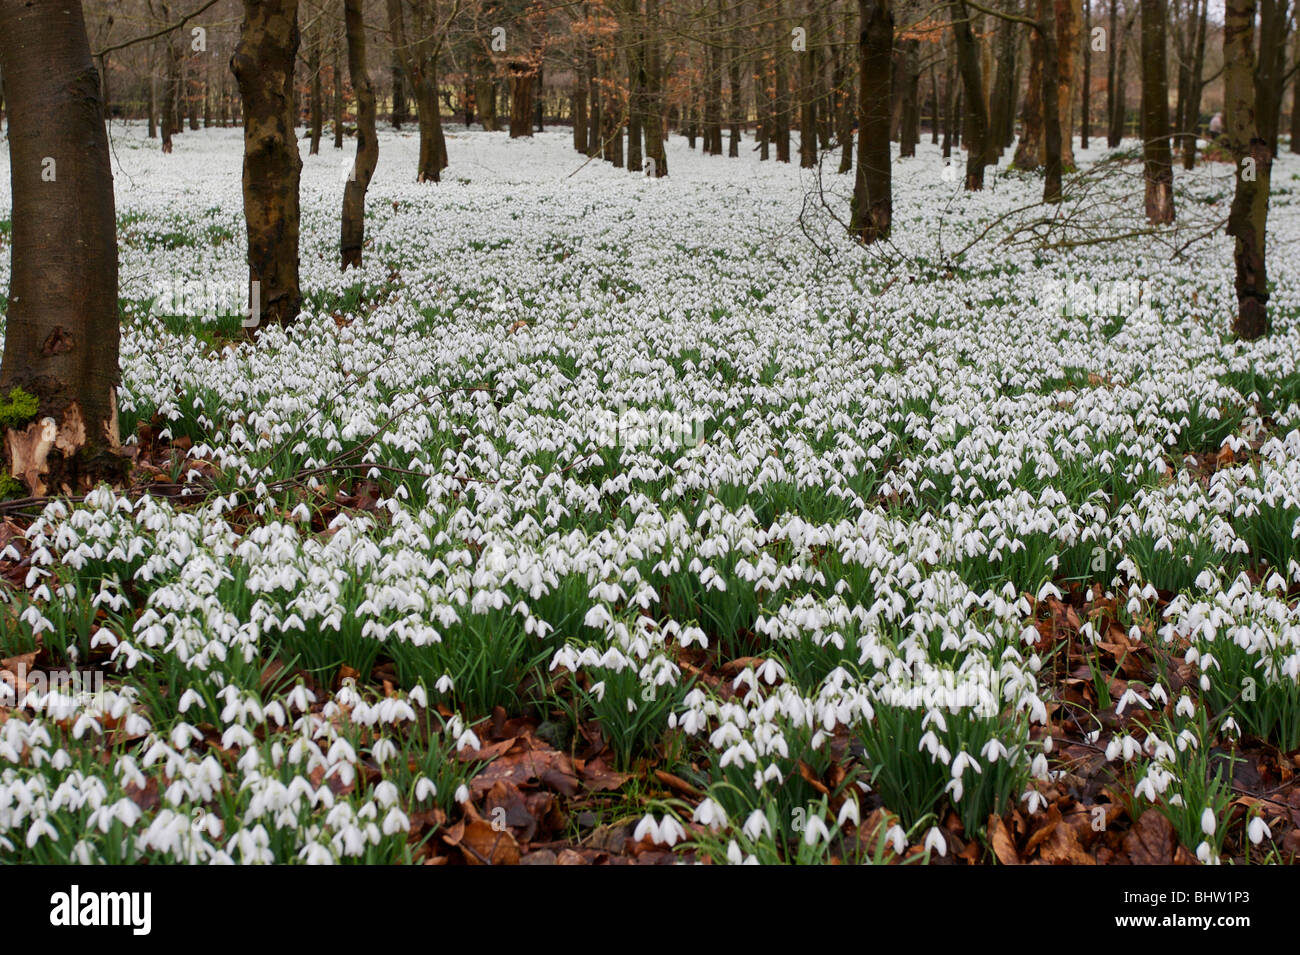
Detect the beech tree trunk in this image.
<box><xmin>899</xmin><ymin>37</ymin><xmax>919</xmax><ymax>158</ymax></box>
<box><xmin>1053</xmin><ymin>0</ymin><xmax>1079</xmax><ymax>168</ymax></box>
<box><xmin>232</xmin><ymin>0</ymin><xmax>302</xmax><ymax>328</ymax></box>
<box><xmin>948</xmin><ymin>0</ymin><xmax>989</xmax><ymax>190</ymax></box>
<box><xmin>644</xmin><ymin>0</ymin><xmax>668</xmax><ymax>175</ymax></box>
<box><xmin>341</xmin><ymin>0</ymin><xmax>378</xmax><ymax>270</ymax></box>
<box><xmin>0</xmin><ymin>0</ymin><xmax>123</xmax><ymax>495</ymax></box>
<box><xmin>1139</xmin><ymin>0</ymin><xmax>1174</xmax><ymax>223</ymax></box>
<box><xmin>1225</xmin><ymin>0</ymin><xmax>1271</xmax><ymax>339</ymax></box>
<box><xmin>309</xmin><ymin>26</ymin><xmax>322</xmax><ymax>154</ymax></box>
<box><xmin>850</xmin><ymin>0</ymin><xmax>892</xmax><ymax>242</ymax></box>
<box><xmin>1081</xmin><ymin>0</ymin><xmax>1091</xmax><ymax>149</ymax></box>
<box><xmin>988</xmin><ymin>8</ymin><xmax>1018</xmax><ymax>163</ymax></box>
<box><xmin>1041</xmin><ymin>0</ymin><xmax>1063</xmax><ymax>200</ymax></box>
<box><xmin>509</xmin><ymin>61</ymin><xmax>535</xmax><ymax>138</ymax></box>
<box><xmin>388</xmin><ymin>0</ymin><xmax>447</xmax><ymax>181</ymax></box>
<box><xmin>332</xmin><ymin>33</ymin><xmax>344</xmax><ymax>149</ymax></box>
<box><xmin>1254</xmin><ymin>0</ymin><xmax>1291</xmax><ymax>155</ymax></box>
<box><xmin>392</xmin><ymin>54</ymin><xmax>406</xmax><ymax>128</ymax></box>
<box><xmin>1181</xmin><ymin>0</ymin><xmax>1207</xmax><ymax>169</ymax></box>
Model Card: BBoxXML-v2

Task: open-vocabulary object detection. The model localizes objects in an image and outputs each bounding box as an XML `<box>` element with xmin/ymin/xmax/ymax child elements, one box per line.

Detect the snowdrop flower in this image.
<box><xmin>803</xmin><ymin>814</ymin><xmax>831</xmax><ymax>846</ymax></box>
<box><xmin>885</xmin><ymin>825</ymin><xmax>906</xmax><ymax>855</ymax></box>
<box><xmin>1200</xmin><ymin>807</ymin><xmax>1217</xmax><ymax>837</ymax></box>
<box><xmin>923</xmin><ymin>827</ymin><xmax>946</xmax><ymax>857</ymax></box>
<box><xmin>1248</xmin><ymin>816</ymin><xmax>1271</xmax><ymax>844</ymax></box>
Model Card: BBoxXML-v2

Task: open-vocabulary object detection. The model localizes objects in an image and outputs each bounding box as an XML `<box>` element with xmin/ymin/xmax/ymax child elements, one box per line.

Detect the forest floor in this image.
<box><xmin>1</xmin><ymin>125</ymin><xmax>1299</xmax><ymax>863</ymax></box>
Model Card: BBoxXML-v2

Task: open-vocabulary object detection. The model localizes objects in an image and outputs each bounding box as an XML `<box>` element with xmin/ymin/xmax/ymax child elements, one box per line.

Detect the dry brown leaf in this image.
<box><xmin>989</xmin><ymin>815</ymin><xmax>1021</xmax><ymax>865</ymax></box>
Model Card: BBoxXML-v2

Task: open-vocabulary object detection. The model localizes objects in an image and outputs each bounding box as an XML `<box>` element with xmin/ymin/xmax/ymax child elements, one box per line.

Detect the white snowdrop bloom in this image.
<box><xmin>742</xmin><ymin>810</ymin><xmax>772</xmax><ymax>841</ymax></box>
<box><xmin>837</xmin><ymin>799</ymin><xmax>860</xmax><ymax>828</ymax></box>
<box><xmin>454</xmin><ymin>785</ymin><xmax>470</xmax><ymax>805</ymax></box>
<box><xmin>803</xmin><ymin>814</ymin><xmax>832</xmax><ymax>846</ymax></box>
<box><xmin>414</xmin><ymin>777</ymin><xmax>437</xmax><ymax>802</ymax></box>
<box><xmin>923</xmin><ymin>827</ymin><xmax>946</xmax><ymax>857</ymax></box>
<box><xmin>692</xmin><ymin>799</ymin><xmax>728</xmax><ymax>830</ymax></box>
<box><xmin>885</xmin><ymin>825</ymin><xmax>907</xmax><ymax>855</ymax></box>
<box><xmin>1248</xmin><ymin>816</ymin><xmax>1271</xmax><ymax>844</ymax></box>
<box><xmin>1200</xmin><ymin>807</ymin><xmax>1217</xmax><ymax>836</ymax></box>
<box><xmin>633</xmin><ymin>815</ymin><xmax>659</xmax><ymax>844</ymax></box>
<box><xmin>382</xmin><ymin>808</ymin><xmax>410</xmax><ymax>836</ymax></box>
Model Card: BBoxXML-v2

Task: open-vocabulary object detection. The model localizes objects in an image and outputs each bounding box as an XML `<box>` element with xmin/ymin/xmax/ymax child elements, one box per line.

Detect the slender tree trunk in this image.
<box><xmin>147</xmin><ymin>45</ymin><xmax>158</xmax><ymax>138</ymax></box>
<box><xmin>850</xmin><ymin>0</ymin><xmax>892</xmax><ymax>242</ymax></box>
<box><xmin>1109</xmin><ymin>3</ymin><xmax>1133</xmax><ymax>146</ymax></box>
<box><xmin>509</xmin><ymin>60</ymin><xmax>534</xmax><ymax>138</ymax></box>
<box><xmin>899</xmin><ymin>37</ymin><xmax>919</xmax><ymax>157</ymax></box>
<box><xmin>1181</xmin><ymin>0</ymin><xmax>1208</xmax><ymax>168</ymax></box>
<box><xmin>342</xmin><ymin>0</ymin><xmax>377</xmax><ymax>270</ymax></box>
<box><xmin>775</xmin><ymin>1</ymin><xmax>791</xmax><ymax>162</ymax></box>
<box><xmin>948</xmin><ymin>0</ymin><xmax>989</xmax><ymax>189</ymax></box>
<box><xmin>309</xmin><ymin>26</ymin><xmax>322</xmax><ymax>154</ymax></box>
<box><xmin>645</xmin><ymin>0</ymin><xmax>668</xmax><ymax>175</ymax></box>
<box><xmin>624</xmin><ymin>0</ymin><xmax>644</xmax><ymax>170</ymax></box>
<box><xmin>1081</xmin><ymin>0</ymin><xmax>1091</xmax><ymax>148</ymax></box>
<box><xmin>1292</xmin><ymin>29</ymin><xmax>1300</xmax><ymax>153</ymax></box>
<box><xmin>161</xmin><ymin>20</ymin><xmax>179</xmax><ymax>152</ymax></box>
<box><xmin>1140</xmin><ymin>0</ymin><xmax>1174</xmax><ymax>223</ymax></box>
<box><xmin>1041</xmin><ymin>0</ymin><xmax>1063</xmax><ymax>200</ymax></box>
<box><xmin>930</xmin><ymin>62</ymin><xmax>940</xmax><ymax>144</ymax></box>
<box><xmin>728</xmin><ymin>9</ymin><xmax>743</xmax><ymax>157</ymax></box>
<box><xmin>942</xmin><ymin>58</ymin><xmax>955</xmax><ymax>157</ymax></box>
<box><xmin>1054</xmin><ymin>0</ymin><xmax>1078</xmax><ymax>167</ymax></box>
<box><xmin>838</xmin><ymin>46</ymin><xmax>855</xmax><ymax>172</ymax></box>
<box><xmin>987</xmin><ymin>6</ymin><xmax>1017</xmax><ymax>163</ymax></box>
<box><xmin>799</xmin><ymin>0</ymin><xmax>817</xmax><ymax>166</ymax></box>
<box><xmin>0</xmin><ymin>0</ymin><xmax>122</xmax><ymax>495</ymax></box>
<box><xmin>231</xmin><ymin>0</ymin><xmax>302</xmax><ymax>328</ymax></box>
<box><xmin>1225</xmin><ymin>0</ymin><xmax>1270</xmax><ymax>338</ymax></box>
<box><xmin>333</xmin><ymin>31</ymin><xmax>344</xmax><ymax>149</ymax></box>
<box><xmin>1255</xmin><ymin>0</ymin><xmax>1291</xmax><ymax>155</ymax></box>
<box><xmin>392</xmin><ymin>54</ymin><xmax>406</xmax><ymax>128</ymax></box>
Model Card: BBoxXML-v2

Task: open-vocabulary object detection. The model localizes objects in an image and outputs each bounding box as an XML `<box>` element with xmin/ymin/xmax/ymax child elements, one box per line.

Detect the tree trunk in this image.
<box><xmin>309</xmin><ymin>26</ymin><xmax>322</xmax><ymax>154</ymax></box>
<box><xmin>987</xmin><ymin>7</ymin><xmax>1017</xmax><ymax>163</ymax></box>
<box><xmin>1292</xmin><ymin>29</ymin><xmax>1300</xmax><ymax>153</ymax></box>
<box><xmin>1108</xmin><ymin>2</ymin><xmax>1132</xmax><ymax>146</ymax></box>
<box><xmin>1053</xmin><ymin>0</ymin><xmax>1078</xmax><ymax>168</ymax></box>
<box><xmin>333</xmin><ymin>32</ymin><xmax>344</xmax><ymax>149</ymax></box>
<box><xmin>1140</xmin><ymin>0</ymin><xmax>1174</xmax><ymax>223</ymax></box>
<box><xmin>1254</xmin><ymin>0</ymin><xmax>1291</xmax><ymax>155</ymax></box>
<box><xmin>728</xmin><ymin>10</ymin><xmax>743</xmax><ymax>158</ymax></box>
<box><xmin>948</xmin><ymin>0</ymin><xmax>989</xmax><ymax>189</ymax></box>
<box><xmin>388</xmin><ymin>0</ymin><xmax>446</xmax><ymax>181</ymax></box>
<box><xmin>850</xmin><ymin>0</ymin><xmax>892</xmax><ymax>243</ymax></box>
<box><xmin>899</xmin><ymin>37</ymin><xmax>919</xmax><ymax>158</ymax></box>
<box><xmin>147</xmin><ymin>45</ymin><xmax>158</xmax><ymax>138</ymax></box>
<box><xmin>342</xmin><ymin>0</ymin><xmax>377</xmax><ymax>271</ymax></box>
<box><xmin>1041</xmin><ymin>0</ymin><xmax>1063</xmax><ymax>200</ymax></box>
<box><xmin>0</xmin><ymin>0</ymin><xmax>122</xmax><ymax>495</ymax></box>
<box><xmin>1225</xmin><ymin>0</ymin><xmax>1271</xmax><ymax>338</ymax></box>
<box><xmin>1081</xmin><ymin>0</ymin><xmax>1091</xmax><ymax>148</ymax></box>
<box><xmin>799</xmin><ymin>0</ymin><xmax>817</xmax><ymax>166</ymax></box>
<box><xmin>1015</xmin><ymin>16</ymin><xmax>1044</xmax><ymax>168</ymax></box>
<box><xmin>231</xmin><ymin>0</ymin><xmax>302</xmax><ymax>328</ymax></box>
<box><xmin>1181</xmin><ymin>0</ymin><xmax>1208</xmax><ymax>168</ymax></box>
<box><xmin>838</xmin><ymin>48</ymin><xmax>855</xmax><ymax>172</ymax></box>
<box><xmin>624</xmin><ymin>0</ymin><xmax>644</xmax><ymax>171</ymax></box>
<box><xmin>161</xmin><ymin>24</ymin><xmax>180</xmax><ymax>153</ymax></box>
<box><xmin>509</xmin><ymin>61</ymin><xmax>534</xmax><ymax>138</ymax></box>
<box><xmin>645</xmin><ymin>0</ymin><xmax>668</xmax><ymax>175</ymax></box>
<box><xmin>392</xmin><ymin>54</ymin><xmax>406</xmax><ymax>128</ymax></box>
<box><xmin>774</xmin><ymin>2</ymin><xmax>791</xmax><ymax>162</ymax></box>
